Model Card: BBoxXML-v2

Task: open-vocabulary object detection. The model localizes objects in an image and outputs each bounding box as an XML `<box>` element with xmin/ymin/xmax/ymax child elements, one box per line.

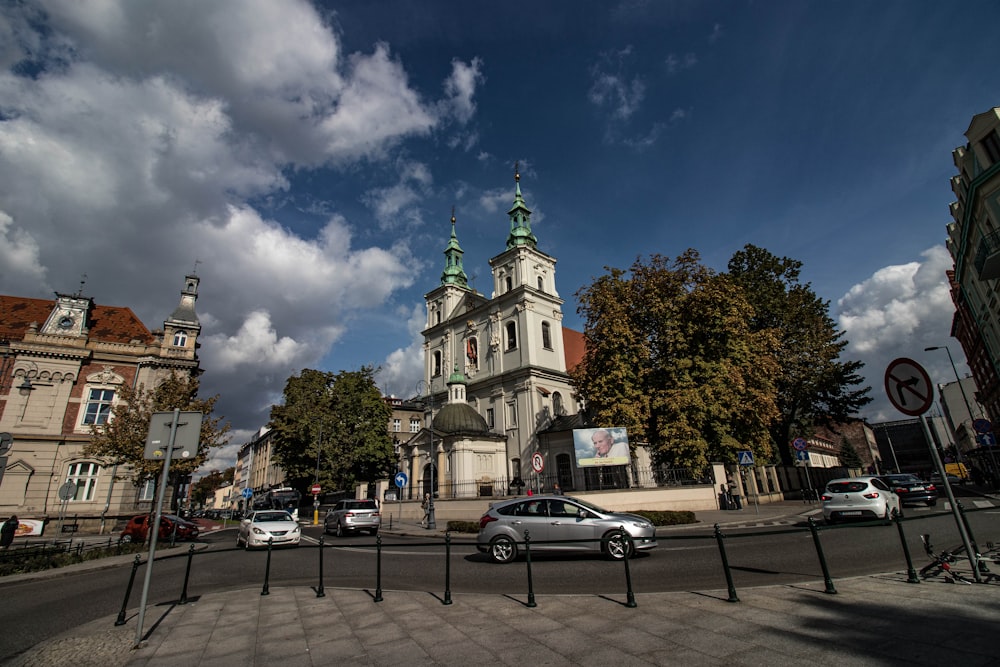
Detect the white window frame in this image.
<box><xmin>82</xmin><ymin>387</ymin><xmax>116</xmax><ymax>426</ymax></box>
<box><xmin>172</xmin><ymin>330</ymin><xmax>188</xmax><ymax>347</ymax></box>
<box><xmin>409</xmin><ymin>419</ymin><xmax>420</xmax><ymax>433</ymax></box>
<box><xmin>65</xmin><ymin>462</ymin><xmax>101</xmax><ymax>502</ymax></box>
<box><xmin>139</xmin><ymin>478</ymin><xmax>156</xmax><ymax>502</ymax></box>
<box><xmin>393</xmin><ymin>419</ymin><xmax>401</xmax><ymax>432</ymax></box>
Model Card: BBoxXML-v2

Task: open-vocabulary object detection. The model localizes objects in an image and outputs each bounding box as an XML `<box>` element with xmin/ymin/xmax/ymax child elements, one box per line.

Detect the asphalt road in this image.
<box><xmin>0</xmin><ymin>507</ymin><xmax>997</xmax><ymax>663</ymax></box>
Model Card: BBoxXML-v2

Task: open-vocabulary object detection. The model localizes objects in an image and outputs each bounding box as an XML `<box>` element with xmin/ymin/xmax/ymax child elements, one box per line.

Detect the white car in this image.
<box><xmin>821</xmin><ymin>476</ymin><xmax>901</xmax><ymax>524</ymax></box>
<box><xmin>236</xmin><ymin>510</ymin><xmax>301</xmax><ymax>549</ymax></box>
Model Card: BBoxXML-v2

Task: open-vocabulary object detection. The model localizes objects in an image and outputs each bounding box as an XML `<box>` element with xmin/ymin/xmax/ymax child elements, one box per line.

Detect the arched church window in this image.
<box><xmin>537</xmin><ymin>276</ymin><xmax>544</xmax><ymax>291</ymax></box>
<box><xmin>433</xmin><ymin>351</ymin><xmax>442</xmax><ymax>377</ymax></box>
<box><xmin>172</xmin><ymin>331</ymin><xmax>188</xmax><ymax>347</ymax></box>
<box><xmin>541</xmin><ymin>322</ymin><xmax>552</xmax><ymax>350</ymax></box>
<box><xmin>505</xmin><ymin>276</ymin><xmax>512</xmax><ymax>292</ymax></box>
<box><xmin>505</xmin><ymin>322</ymin><xmax>517</xmax><ymax>350</ymax></box>
<box><xmin>552</xmin><ymin>391</ymin><xmax>563</xmax><ymax>416</ymax></box>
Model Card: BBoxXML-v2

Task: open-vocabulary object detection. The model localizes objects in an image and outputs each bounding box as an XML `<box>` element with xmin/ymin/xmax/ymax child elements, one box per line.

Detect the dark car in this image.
<box><xmin>120</xmin><ymin>513</ymin><xmax>199</xmax><ymax>543</ymax></box>
<box><xmin>877</xmin><ymin>474</ymin><xmax>938</xmax><ymax>507</ymax></box>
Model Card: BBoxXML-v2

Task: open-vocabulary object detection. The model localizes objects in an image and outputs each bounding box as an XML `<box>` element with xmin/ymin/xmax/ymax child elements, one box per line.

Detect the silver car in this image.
<box><xmin>324</xmin><ymin>499</ymin><xmax>381</xmax><ymax>536</ymax></box>
<box><xmin>821</xmin><ymin>476</ymin><xmax>901</xmax><ymax>524</ymax></box>
<box><xmin>476</xmin><ymin>495</ymin><xmax>657</xmax><ymax>563</ymax></box>
<box><xmin>236</xmin><ymin>510</ymin><xmax>301</xmax><ymax>549</ymax></box>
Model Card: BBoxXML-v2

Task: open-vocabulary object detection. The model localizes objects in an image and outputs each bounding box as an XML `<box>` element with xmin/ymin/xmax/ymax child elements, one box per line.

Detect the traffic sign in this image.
<box><xmin>884</xmin><ymin>358</ymin><xmax>933</xmax><ymax>416</ymax></box>
<box><xmin>530</xmin><ymin>452</ymin><xmax>545</xmax><ymax>473</ymax></box>
<box><xmin>978</xmin><ymin>433</ymin><xmax>997</xmax><ymax>447</ymax></box>
<box><xmin>394</xmin><ymin>471</ymin><xmax>408</xmax><ymax>488</ymax></box>
<box><xmin>58</xmin><ymin>481</ymin><xmax>76</xmax><ymax>501</ymax></box>
<box><xmin>792</xmin><ymin>437</ymin><xmax>808</xmax><ymax>451</ymax></box>
<box><xmin>974</xmin><ymin>418</ymin><xmax>993</xmax><ymax>434</ymax></box>
<box><xmin>737</xmin><ymin>450</ymin><xmax>754</xmax><ymax>466</ymax></box>
<box><xmin>310</xmin><ymin>483</ymin><xmax>322</xmax><ymax>495</ymax></box>
<box><xmin>241</xmin><ymin>487</ymin><xmax>253</xmax><ymax>499</ymax></box>
<box><xmin>795</xmin><ymin>450</ymin><xmax>811</xmax><ymax>462</ymax></box>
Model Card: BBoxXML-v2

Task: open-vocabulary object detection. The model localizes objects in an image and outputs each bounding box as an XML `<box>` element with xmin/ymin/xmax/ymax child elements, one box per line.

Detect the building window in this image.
<box><xmin>83</xmin><ymin>388</ymin><xmax>116</xmax><ymax>425</ymax></box>
<box><xmin>66</xmin><ymin>462</ymin><xmax>100</xmax><ymax>501</ymax></box>
<box><xmin>541</xmin><ymin>321</ymin><xmax>552</xmax><ymax>349</ymax></box>
<box><xmin>552</xmin><ymin>391</ymin><xmax>563</xmax><ymax>416</ymax></box>
<box><xmin>505</xmin><ymin>322</ymin><xmax>517</xmax><ymax>350</ymax></box>
<box><xmin>537</xmin><ymin>276</ymin><xmax>544</xmax><ymax>291</ymax></box>
<box><xmin>466</xmin><ymin>336</ymin><xmax>479</xmax><ymax>368</ymax></box>
<box><xmin>393</xmin><ymin>419</ymin><xmax>401</xmax><ymax>432</ymax></box>
<box><xmin>486</xmin><ymin>408</ymin><xmax>495</xmax><ymax>429</ymax></box>
<box><xmin>507</xmin><ymin>401</ymin><xmax>517</xmax><ymax>428</ymax></box>
<box><xmin>172</xmin><ymin>331</ymin><xmax>188</xmax><ymax>347</ymax></box>
<box><xmin>505</xmin><ymin>276</ymin><xmax>513</xmax><ymax>292</ymax></box>
<box><xmin>982</xmin><ymin>130</ymin><xmax>1000</xmax><ymax>165</ymax></box>
<box><xmin>139</xmin><ymin>478</ymin><xmax>155</xmax><ymax>502</ymax></box>
<box><xmin>433</xmin><ymin>351</ymin><xmax>442</xmax><ymax>376</ymax></box>
<box><xmin>410</xmin><ymin>419</ymin><xmax>420</xmax><ymax>433</ymax></box>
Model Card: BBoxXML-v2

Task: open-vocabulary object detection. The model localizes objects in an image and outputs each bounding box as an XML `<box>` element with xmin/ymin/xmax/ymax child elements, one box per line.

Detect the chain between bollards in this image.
<box><xmin>713</xmin><ymin>523</ymin><xmax>740</xmax><ymax>603</ymax></box>
<box><xmin>524</xmin><ymin>530</ymin><xmax>536</xmax><ymax>608</ymax></box>
<box><xmin>374</xmin><ymin>534</ymin><xmax>383</xmax><ymax>603</ymax></box>
<box><xmin>115</xmin><ymin>554</ymin><xmax>143</xmax><ymax>626</ymax></box>
<box><xmin>261</xmin><ymin>537</ymin><xmax>273</xmax><ymax>596</ymax></box>
<box><xmin>807</xmin><ymin>517</ymin><xmax>837</xmax><ymax>594</ymax></box>
<box><xmin>316</xmin><ymin>535</ymin><xmax>326</xmax><ymax>597</ymax></box>
<box><xmin>179</xmin><ymin>543</ymin><xmax>195</xmax><ymax>604</ymax></box>
<box><xmin>619</xmin><ymin>527</ymin><xmax>637</xmax><ymax>608</ymax></box>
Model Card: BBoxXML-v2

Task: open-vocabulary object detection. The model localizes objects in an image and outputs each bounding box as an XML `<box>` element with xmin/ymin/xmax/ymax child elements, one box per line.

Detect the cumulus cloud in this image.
<box><xmin>837</xmin><ymin>245</ymin><xmax>960</xmax><ymax>421</ymax></box>
<box><xmin>377</xmin><ymin>303</ymin><xmax>429</xmax><ymax>398</ymax></box>
<box><xmin>588</xmin><ymin>46</ymin><xmax>646</xmax><ymax>122</ymax></box>
<box><xmin>0</xmin><ymin>0</ymin><xmax>481</xmax><ymax>453</ymax></box>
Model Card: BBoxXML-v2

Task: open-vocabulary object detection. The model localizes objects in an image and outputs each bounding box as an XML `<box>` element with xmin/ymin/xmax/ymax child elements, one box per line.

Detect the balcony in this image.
<box><xmin>974</xmin><ymin>228</ymin><xmax>1000</xmax><ymax>280</ymax></box>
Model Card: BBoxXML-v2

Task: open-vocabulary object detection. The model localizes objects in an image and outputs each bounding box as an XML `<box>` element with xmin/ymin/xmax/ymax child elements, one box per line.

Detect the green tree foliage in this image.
<box><xmin>268</xmin><ymin>366</ymin><xmax>394</xmax><ymax>494</ymax></box>
<box><xmin>572</xmin><ymin>250</ymin><xmax>781</xmax><ymax>473</ymax></box>
<box><xmin>838</xmin><ymin>437</ymin><xmax>864</xmax><ymax>469</ymax></box>
<box><xmin>84</xmin><ymin>372</ymin><xmax>230</xmax><ymax>488</ymax></box>
<box><xmin>190</xmin><ymin>467</ymin><xmax>235</xmax><ymax>507</ymax></box>
<box><xmin>726</xmin><ymin>245</ymin><xmax>872</xmax><ymax>465</ymax></box>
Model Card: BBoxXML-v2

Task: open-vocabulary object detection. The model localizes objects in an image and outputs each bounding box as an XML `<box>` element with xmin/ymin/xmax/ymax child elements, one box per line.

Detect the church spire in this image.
<box><xmin>506</xmin><ymin>162</ymin><xmax>538</xmax><ymax>250</ymax></box>
<box><xmin>440</xmin><ymin>207</ymin><xmax>469</xmax><ymax>287</ymax></box>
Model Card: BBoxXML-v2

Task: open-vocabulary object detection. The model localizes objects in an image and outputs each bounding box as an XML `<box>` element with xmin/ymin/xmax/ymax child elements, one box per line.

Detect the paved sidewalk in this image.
<box><xmin>6</xmin><ymin>499</ymin><xmax>1000</xmax><ymax>666</ymax></box>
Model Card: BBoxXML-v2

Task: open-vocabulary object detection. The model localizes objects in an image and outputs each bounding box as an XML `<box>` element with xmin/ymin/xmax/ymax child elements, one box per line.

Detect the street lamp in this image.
<box><xmin>924</xmin><ymin>346</ymin><xmax>974</xmax><ymax>464</ymax></box>
<box><xmin>416</xmin><ymin>380</ymin><xmax>436</xmax><ymax>530</ymax></box>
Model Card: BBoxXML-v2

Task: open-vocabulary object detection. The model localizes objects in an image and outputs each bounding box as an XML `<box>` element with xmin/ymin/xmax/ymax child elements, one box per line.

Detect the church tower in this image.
<box><xmin>162</xmin><ymin>273</ymin><xmax>201</xmax><ymax>363</ymax></box>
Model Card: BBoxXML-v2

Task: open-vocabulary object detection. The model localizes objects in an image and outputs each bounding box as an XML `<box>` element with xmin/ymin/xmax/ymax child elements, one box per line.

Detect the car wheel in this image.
<box><xmin>825</xmin><ymin>516</ymin><xmax>836</xmax><ymax>526</ymax></box>
<box><xmin>336</xmin><ymin>521</ymin><xmax>344</xmax><ymax>537</ymax></box>
<box><xmin>120</xmin><ymin>534</ymin><xmax>133</xmax><ymax>544</ymax></box>
<box><xmin>927</xmin><ymin>499</ymin><xmax>937</xmax><ymax>507</ymax></box>
<box><xmin>882</xmin><ymin>506</ymin><xmax>893</xmax><ymax>524</ymax></box>
<box><xmin>603</xmin><ymin>531</ymin><xmax>633</xmax><ymax>560</ymax></box>
<box><xmin>368</xmin><ymin>528</ymin><xmax>378</xmax><ymax>536</ymax></box>
<box><xmin>489</xmin><ymin>535</ymin><xmax>517</xmax><ymax>563</ymax></box>
<box><xmin>235</xmin><ymin>534</ymin><xmax>242</xmax><ymax>548</ymax></box>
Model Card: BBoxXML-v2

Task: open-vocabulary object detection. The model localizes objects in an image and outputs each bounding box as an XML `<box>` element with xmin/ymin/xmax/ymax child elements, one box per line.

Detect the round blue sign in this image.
<box><xmin>394</xmin><ymin>471</ymin><xmax>408</xmax><ymax>488</ymax></box>
<box><xmin>973</xmin><ymin>418</ymin><xmax>992</xmax><ymax>434</ymax></box>
<box><xmin>241</xmin><ymin>487</ymin><xmax>253</xmax><ymax>499</ymax></box>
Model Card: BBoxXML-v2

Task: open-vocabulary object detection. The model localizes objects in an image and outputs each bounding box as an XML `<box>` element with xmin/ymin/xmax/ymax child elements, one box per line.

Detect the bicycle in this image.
<box><xmin>919</xmin><ymin>534</ymin><xmax>974</xmax><ymax>584</ymax></box>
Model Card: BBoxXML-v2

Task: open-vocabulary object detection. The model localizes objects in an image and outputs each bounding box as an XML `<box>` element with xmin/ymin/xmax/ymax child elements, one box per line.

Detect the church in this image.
<box><xmin>397</xmin><ymin>169</ymin><xmax>654</xmax><ymax>500</ymax></box>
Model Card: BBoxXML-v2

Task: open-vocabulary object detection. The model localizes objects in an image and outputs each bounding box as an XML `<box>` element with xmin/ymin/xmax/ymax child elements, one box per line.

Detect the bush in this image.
<box><xmin>0</xmin><ymin>541</ymin><xmax>147</xmax><ymax>577</ymax></box>
<box><xmin>446</xmin><ymin>520</ymin><xmax>480</xmax><ymax>534</ymax></box>
<box><xmin>631</xmin><ymin>510</ymin><xmax>697</xmax><ymax>526</ymax></box>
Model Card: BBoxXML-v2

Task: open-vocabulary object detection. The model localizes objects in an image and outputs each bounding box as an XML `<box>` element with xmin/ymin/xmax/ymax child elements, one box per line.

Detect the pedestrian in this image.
<box><xmin>727</xmin><ymin>476</ymin><xmax>743</xmax><ymax>510</ymax></box>
<box><xmin>553</xmin><ymin>483</ymin><xmax>564</xmax><ymax>495</ymax></box>
<box><xmin>420</xmin><ymin>493</ymin><xmax>430</xmax><ymax>527</ymax></box>
<box><xmin>1</xmin><ymin>515</ymin><xmax>18</xmax><ymax>549</ymax></box>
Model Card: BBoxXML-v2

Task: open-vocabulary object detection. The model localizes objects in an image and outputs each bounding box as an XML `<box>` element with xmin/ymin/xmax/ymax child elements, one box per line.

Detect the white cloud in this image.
<box><xmin>443</xmin><ymin>57</ymin><xmax>484</xmax><ymax>124</ymax></box>
<box><xmin>664</xmin><ymin>53</ymin><xmax>697</xmax><ymax>74</ymax></box>
<box><xmin>377</xmin><ymin>303</ymin><xmax>429</xmax><ymax>398</ymax></box>
<box><xmin>0</xmin><ymin>211</ymin><xmax>49</xmax><ymax>294</ymax></box>
<box><xmin>837</xmin><ymin>245</ymin><xmax>961</xmax><ymax>421</ymax></box>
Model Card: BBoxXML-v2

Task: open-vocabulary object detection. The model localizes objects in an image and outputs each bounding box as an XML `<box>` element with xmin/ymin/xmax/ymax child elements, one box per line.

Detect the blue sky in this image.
<box><xmin>2</xmin><ymin>1</ymin><xmax>998</xmax><ymax>471</ymax></box>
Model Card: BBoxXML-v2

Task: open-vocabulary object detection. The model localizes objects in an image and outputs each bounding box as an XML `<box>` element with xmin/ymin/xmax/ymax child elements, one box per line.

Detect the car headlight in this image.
<box><xmin>252</xmin><ymin>527</ymin><xmax>266</xmax><ymax>535</ymax></box>
<box><xmin>631</xmin><ymin>521</ymin><xmax>651</xmax><ymax>530</ymax></box>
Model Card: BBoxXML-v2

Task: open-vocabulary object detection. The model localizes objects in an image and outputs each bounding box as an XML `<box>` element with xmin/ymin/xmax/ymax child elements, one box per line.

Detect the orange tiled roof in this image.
<box><xmin>0</xmin><ymin>295</ymin><xmax>153</xmax><ymax>345</ymax></box>
<box><xmin>563</xmin><ymin>326</ymin><xmax>585</xmax><ymax>373</ymax></box>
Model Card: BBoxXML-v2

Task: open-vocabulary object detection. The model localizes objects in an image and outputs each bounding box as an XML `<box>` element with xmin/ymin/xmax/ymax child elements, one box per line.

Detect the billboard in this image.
<box><xmin>573</xmin><ymin>427</ymin><xmax>630</xmax><ymax>467</ymax></box>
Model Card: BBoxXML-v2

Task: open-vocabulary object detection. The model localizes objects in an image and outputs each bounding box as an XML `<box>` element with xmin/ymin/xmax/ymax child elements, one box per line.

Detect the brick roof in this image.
<box><xmin>0</xmin><ymin>295</ymin><xmax>153</xmax><ymax>344</ymax></box>
<box><xmin>562</xmin><ymin>326</ymin><xmax>585</xmax><ymax>373</ymax></box>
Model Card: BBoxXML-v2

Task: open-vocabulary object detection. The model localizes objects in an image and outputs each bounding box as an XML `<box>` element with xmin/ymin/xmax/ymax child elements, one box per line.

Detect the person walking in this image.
<box><xmin>420</xmin><ymin>493</ymin><xmax>430</xmax><ymax>527</ymax></box>
<box><xmin>553</xmin><ymin>483</ymin><xmax>564</xmax><ymax>495</ymax></box>
<box><xmin>1</xmin><ymin>515</ymin><xmax>19</xmax><ymax>549</ymax></box>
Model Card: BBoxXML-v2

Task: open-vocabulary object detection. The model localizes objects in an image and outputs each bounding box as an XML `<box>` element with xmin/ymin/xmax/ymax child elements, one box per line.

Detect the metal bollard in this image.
<box><xmin>620</xmin><ymin>527</ymin><xmax>637</xmax><ymax>608</ymax></box>
<box><xmin>261</xmin><ymin>537</ymin><xmax>273</xmax><ymax>596</ymax></box>
<box><xmin>374</xmin><ymin>535</ymin><xmax>383</xmax><ymax>603</ymax></box>
<box><xmin>524</xmin><ymin>530</ymin><xmax>536</xmax><ymax>608</ymax></box>
<box><xmin>316</xmin><ymin>535</ymin><xmax>326</xmax><ymax>598</ymax></box>
<box><xmin>955</xmin><ymin>501</ymin><xmax>989</xmax><ymax>574</ymax></box>
<box><xmin>443</xmin><ymin>531</ymin><xmax>453</xmax><ymax>605</ymax></box>
<box><xmin>713</xmin><ymin>523</ymin><xmax>740</xmax><ymax>603</ymax></box>
<box><xmin>807</xmin><ymin>518</ymin><xmax>837</xmax><ymax>594</ymax></box>
<box><xmin>115</xmin><ymin>554</ymin><xmax>143</xmax><ymax>626</ymax></box>
<box><xmin>179</xmin><ymin>543</ymin><xmax>195</xmax><ymax>604</ymax></box>
<box><xmin>892</xmin><ymin>510</ymin><xmax>920</xmax><ymax>584</ymax></box>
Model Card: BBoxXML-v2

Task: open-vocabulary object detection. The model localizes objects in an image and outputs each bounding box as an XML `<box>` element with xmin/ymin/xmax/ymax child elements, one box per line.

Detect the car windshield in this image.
<box><xmin>827</xmin><ymin>481</ymin><xmax>868</xmax><ymax>493</ymax></box>
<box><xmin>885</xmin><ymin>475</ymin><xmax>920</xmax><ymax>484</ymax></box>
<box><xmin>255</xmin><ymin>512</ymin><xmax>291</xmax><ymax>522</ymax></box>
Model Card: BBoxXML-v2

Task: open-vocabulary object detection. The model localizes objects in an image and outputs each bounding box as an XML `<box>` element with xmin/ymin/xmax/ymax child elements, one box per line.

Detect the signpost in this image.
<box><xmin>394</xmin><ymin>472</ymin><xmax>408</xmax><ymax>522</ymax></box>
<box><xmin>885</xmin><ymin>357</ymin><xmax>980</xmax><ymax>581</ymax></box>
<box><xmin>310</xmin><ymin>483</ymin><xmax>322</xmax><ymax>524</ymax></box>
<box><xmin>530</xmin><ymin>452</ymin><xmax>544</xmax><ymax>494</ymax></box>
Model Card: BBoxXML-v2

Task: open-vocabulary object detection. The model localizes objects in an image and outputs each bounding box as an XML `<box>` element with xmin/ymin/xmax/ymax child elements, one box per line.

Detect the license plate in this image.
<box><xmin>841</xmin><ymin>511</ymin><xmax>862</xmax><ymax>516</ymax></box>
<box><xmin>911</xmin><ymin>486</ymin><xmax>924</xmax><ymax>491</ymax></box>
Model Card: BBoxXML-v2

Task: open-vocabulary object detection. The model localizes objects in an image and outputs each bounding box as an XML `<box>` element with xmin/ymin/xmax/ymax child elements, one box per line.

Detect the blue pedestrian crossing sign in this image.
<box><xmin>737</xmin><ymin>450</ymin><xmax>754</xmax><ymax>466</ymax></box>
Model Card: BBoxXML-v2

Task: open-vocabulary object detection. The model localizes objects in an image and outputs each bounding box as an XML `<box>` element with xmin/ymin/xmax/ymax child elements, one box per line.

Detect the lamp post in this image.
<box><xmin>924</xmin><ymin>346</ymin><xmax>973</xmax><ymax>465</ymax></box>
<box><xmin>416</xmin><ymin>381</ymin><xmax>436</xmax><ymax>529</ymax></box>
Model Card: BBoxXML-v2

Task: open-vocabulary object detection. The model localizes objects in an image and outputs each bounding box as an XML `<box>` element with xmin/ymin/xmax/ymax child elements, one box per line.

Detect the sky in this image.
<box><xmin>2</xmin><ymin>0</ymin><xmax>999</xmax><ymax>473</ymax></box>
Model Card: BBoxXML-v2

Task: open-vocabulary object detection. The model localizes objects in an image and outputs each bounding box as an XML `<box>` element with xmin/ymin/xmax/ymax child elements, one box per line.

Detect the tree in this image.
<box><xmin>268</xmin><ymin>366</ymin><xmax>394</xmax><ymax>494</ymax></box>
<box><xmin>572</xmin><ymin>250</ymin><xmax>781</xmax><ymax>473</ymax></box>
<box><xmin>190</xmin><ymin>467</ymin><xmax>235</xmax><ymax>507</ymax></box>
<box><xmin>84</xmin><ymin>372</ymin><xmax>230</xmax><ymax>490</ymax></box>
<box><xmin>726</xmin><ymin>245</ymin><xmax>872</xmax><ymax>466</ymax></box>
<box><xmin>838</xmin><ymin>437</ymin><xmax>864</xmax><ymax>470</ymax></box>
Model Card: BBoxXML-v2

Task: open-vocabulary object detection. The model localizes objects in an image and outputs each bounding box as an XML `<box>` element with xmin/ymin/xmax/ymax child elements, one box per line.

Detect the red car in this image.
<box><xmin>120</xmin><ymin>514</ymin><xmax>200</xmax><ymax>543</ymax></box>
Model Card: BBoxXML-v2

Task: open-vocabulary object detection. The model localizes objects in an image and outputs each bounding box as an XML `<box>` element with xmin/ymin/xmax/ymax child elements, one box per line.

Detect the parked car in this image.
<box><xmin>120</xmin><ymin>513</ymin><xmax>199</xmax><ymax>543</ymax></box>
<box><xmin>476</xmin><ymin>495</ymin><xmax>658</xmax><ymax>563</ymax></box>
<box><xmin>877</xmin><ymin>474</ymin><xmax>938</xmax><ymax>506</ymax></box>
<box><xmin>820</xmin><ymin>476</ymin><xmax>901</xmax><ymax>524</ymax></box>
<box><xmin>236</xmin><ymin>510</ymin><xmax>301</xmax><ymax>549</ymax></box>
<box><xmin>929</xmin><ymin>472</ymin><xmax>963</xmax><ymax>487</ymax></box>
<box><xmin>324</xmin><ymin>499</ymin><xmax>381</xmax><ymax>536</ymax></box>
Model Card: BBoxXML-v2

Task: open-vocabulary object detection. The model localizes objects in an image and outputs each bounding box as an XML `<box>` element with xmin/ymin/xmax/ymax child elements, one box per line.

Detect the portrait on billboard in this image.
<box><xmin>573</xmin><ymin>427</ymin><xmax>630</xmax><ymax>467</ymax></box>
